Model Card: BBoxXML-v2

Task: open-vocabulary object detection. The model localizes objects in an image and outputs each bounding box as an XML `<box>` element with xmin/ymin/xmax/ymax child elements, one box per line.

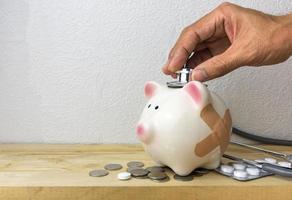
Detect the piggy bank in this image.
<box><xmin>136</xmin><ymin>81</ymin><xmax>232</xmax><ymax>176</ymax></box>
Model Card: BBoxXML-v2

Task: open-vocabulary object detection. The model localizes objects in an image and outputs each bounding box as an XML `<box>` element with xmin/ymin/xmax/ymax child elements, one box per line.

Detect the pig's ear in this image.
<box><xmin>183</xmin><ymin>81</ymin><xmax>209</xmax><ymax>108</ymax></box>
<box><xmin>144</xmin><ymin>81</ymin><xmax>160</xmax><ymax>99</ymax></box>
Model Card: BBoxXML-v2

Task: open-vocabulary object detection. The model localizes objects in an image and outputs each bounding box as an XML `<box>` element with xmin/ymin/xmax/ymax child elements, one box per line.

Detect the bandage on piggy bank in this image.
<box><xmin>136</xmin><ymin>81</ymin><xmax>232</xmax><ymax>176</ymax></box>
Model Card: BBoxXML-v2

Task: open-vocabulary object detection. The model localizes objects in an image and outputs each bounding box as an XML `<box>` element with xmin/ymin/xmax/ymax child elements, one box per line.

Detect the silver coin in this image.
<box><xmin>148</xmin><ymin>171</ymin><xmax>168</xmax><ymax>180</ymax></box>
<box><xmin>193</xmin><ymin>168</ymin><xmax>210</xmax><ymax>174</ymax></box>
<box><xmin>151</xmin><ymin>176</ymin><xmax>170</xmax><ymax>183</ymax></box>
<box><xmin>130</xmin><ymin>168</ymin><xmax>149</xmax><ymax>177</ymax></box>
<box><xmin>162</xmin><ymin>166</ymin><xmax>173</xmax><ymax>172</ymax></box>
<box><xmin>127</xmin><ymin>166</ymin><xmax>143</xmax><ymax>173</ymax></box>
<box><xmin>133</xmin><ymin>175</ymin><xmax>148</xmax><ymax>179</ymax></box>
<box><xmin>192</xmin><ymin>172</ymin><xmax>203</xmax><ymax>177</ymax></box>
<box><xmin>127</xmin><ymin>161</ymin><xmax>144</xmax><ymax>168</ymax></box>
<box><xmin>173</xmin><ymin>174</ymin><xmax>194</xmax><ymax>181</ymax></box>
<box><xmin>104</xmin><ymin>163</ymin><xmax>123</xmax><ymax>171</ymax></box>
<box><xmin>167</xmin><ymin>81</ymin><xmax>186</xmax><ymax>88</ymax></box>
<box><xmin>89</xmin><ymin>169</ymin><xmax>109</xmax><ymax>177</ymax></box>
<box><xmin>146</xmin><ymin>166</ymin><xmax>165</xmax><ymax>173</ymax></box>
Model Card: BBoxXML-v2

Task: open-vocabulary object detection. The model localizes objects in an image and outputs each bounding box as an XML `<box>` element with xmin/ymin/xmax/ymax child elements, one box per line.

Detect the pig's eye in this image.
<box><xmin>155</xmin><ymin>105</ymin><xmax>159</xmax><ymax>110</ymax></box>
<box><xmin>148</xmin><ymin>104</ymin><xmax>151</xmax><ymax>108</ymax></box>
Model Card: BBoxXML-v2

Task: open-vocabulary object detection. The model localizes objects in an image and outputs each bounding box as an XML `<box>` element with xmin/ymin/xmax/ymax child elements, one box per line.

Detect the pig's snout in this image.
<box><xmin>136</xmin><ymin>122</ymin><xmax>152</xmax><ymax>143</ymax></box>
<box><xmin>136</xmin><ymin>124</ymin><xmax>145</xmax><ymax>135</ymax></box>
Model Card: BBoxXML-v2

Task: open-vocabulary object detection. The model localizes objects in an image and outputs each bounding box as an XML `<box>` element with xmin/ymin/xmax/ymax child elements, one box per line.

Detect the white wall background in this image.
<box><xmin>0</xmin><ymin>0</ymin><xmax>291</xmax><ymax>143</ymax></box>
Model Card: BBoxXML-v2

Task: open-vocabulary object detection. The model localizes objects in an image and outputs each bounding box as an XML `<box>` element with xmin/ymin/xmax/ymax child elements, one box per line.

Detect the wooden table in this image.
<box><xmin>0</xmin><ymin>144</ymin><xmax>291</xmax><ymax>200</ymax></box>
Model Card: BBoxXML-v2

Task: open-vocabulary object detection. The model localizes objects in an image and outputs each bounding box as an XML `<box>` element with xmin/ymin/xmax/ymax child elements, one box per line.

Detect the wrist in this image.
<box><xmin>277</xmin><ymin>13</ymin><xmax>292</xmax><ymax>54</ymax></box>
<box><xmin>280</xmin><ymin>13</ymin><xmax>292</xmax><ymax>26</ymax></box>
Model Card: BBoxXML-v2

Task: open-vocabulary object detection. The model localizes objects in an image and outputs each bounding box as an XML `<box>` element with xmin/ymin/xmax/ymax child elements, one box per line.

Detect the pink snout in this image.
<box><xmin>136</xmin><ymin>124</ymin><xmax>145</xmax><ymax>136</ymax></box>
<box><xmin>136</xmin><ymin>123</ymin><xmax>152</xmax><ymax>143</ymax></box>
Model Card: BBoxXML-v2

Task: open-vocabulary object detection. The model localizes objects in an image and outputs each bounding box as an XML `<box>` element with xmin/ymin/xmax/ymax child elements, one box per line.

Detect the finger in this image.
<box><xmin>162</xmin><ymin>46</ymin><xmax>190</xmax><ymax>73</ymax></box>
<box><xmin>186</xmin><ymin>49</ymin><xmax>213</xmax><ymax>68</ymax></box>
<box><xmin>162</xmin><ymin>65</ymin><xmax>174</xmax><ymax>75</ymax></box>
<box><xmin>171</xmin><ymin>74</ymin><xmax>177</xmax><ymax>79</ymax></box>
<box><xmin>194</xmin><ymin>43</ymin><xmax>208</xmax><ymax>51</ymax></box>
<box><xmin>205</xmin><ymin>37</ymin><xmax>231</xmax><ymax>55</ymax></box>
<box><xmin>191</xmin><ymin>48</ymin><xmax>243</xmax><ymax>81</ymax></box>
<box><xmin>164</xmin><ymin>10</ymin><xmax>225</xmax><ymax>73</ymax></box>
<box><xmin>162</xmin><ymin>64</ymin><xmax>178</xmax><ymax>80</ymax></box>
<box><xmin>186</xmin><ymin>37</ymin><xmax>231</xmax><ymax>70</ymax></box>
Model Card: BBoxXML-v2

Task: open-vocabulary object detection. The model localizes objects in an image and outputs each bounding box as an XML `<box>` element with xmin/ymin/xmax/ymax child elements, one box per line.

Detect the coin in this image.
<box><xmin>127</xmin><ymin>166</ymin><xmax>143</xmax><ymax>173</ymax></box>
<box><xmin>104</xmin><ymin>163</ymin><xmax>123</xmax><ymax>171</ymax></box>
<box><xmin>133</xmin><ymin>175</ymin><xmax>148</xmax><ymax>179</ymax></box>
<box><xmin>148</xmin><ymin>171</ymin><xmax>168</xmax><ymax>180</ymax></box>
<box><xmin>89</xmin><ymin>169</ymin><xmax>109</xmax><ymax>177</ymax></box>
<box><xmin>127</xmin><ymin>161</ymin><xmax>144</xmax><ymax>168</ymax></box>
<box><xmin>162</xmin><ymin>166</ymin><xmax>173</xmax><ymax>172</ymax></box>
<box><xmin>192</xmin><ymin>172</ymin><xmax>203</xmax><ymax>177</ymax></box>
<box><xmin>151</xmin><ymin>176</ymin><xmax>170</xmax><ymax>183</ymax></box>
<box><xmin>173</xmin><ymin>174</ymin><xmax>194</xmax><ymax>181</ymax></box>
<box><xmin>193</xmin><ymin>168</ymin><xmax>210</xmax><ymax>174</ymax></box>
<box><xmin>130</xmin><ymin>168</ymin><xmax>149</xmax><ymax>177</ymax></box>
<box><xmin>146</xmin><ymin>166</ymin><xmax>165</xmax><ymax>173</ymax></box>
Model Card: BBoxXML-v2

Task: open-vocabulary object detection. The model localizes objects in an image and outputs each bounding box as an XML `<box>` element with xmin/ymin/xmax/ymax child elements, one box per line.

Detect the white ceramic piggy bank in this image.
<box><xmin>136</xmin><ymin>81</ymin><xmax>232</xmax><ymax>176</ymax></box>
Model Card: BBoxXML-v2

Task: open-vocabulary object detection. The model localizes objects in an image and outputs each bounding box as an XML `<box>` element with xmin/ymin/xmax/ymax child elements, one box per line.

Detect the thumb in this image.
<box><xmin>191</xmin><ymin>49</ymin><xmax>242</xmax><ymax>82</ymax></box>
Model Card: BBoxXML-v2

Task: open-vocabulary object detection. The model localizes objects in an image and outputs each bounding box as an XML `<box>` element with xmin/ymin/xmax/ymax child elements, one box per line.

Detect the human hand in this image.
<box><xmin>162</xmin><ymin>2</ymin><xmax>292</xmax><ymax>81</ymax></box>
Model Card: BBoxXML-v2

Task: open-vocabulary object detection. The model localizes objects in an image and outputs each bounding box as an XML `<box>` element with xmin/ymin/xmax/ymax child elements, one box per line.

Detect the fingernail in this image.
<box><xmin>192</xmin><ymin>68</ymin><xmax>208</xmax><ymax>82</ymax></box>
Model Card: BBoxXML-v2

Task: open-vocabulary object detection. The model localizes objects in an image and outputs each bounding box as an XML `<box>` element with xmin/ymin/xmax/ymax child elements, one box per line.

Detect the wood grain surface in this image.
<box><xmin>0</xmin><ymin>144</ymin><xmax>291</xmax><ymax>200</ymax></box>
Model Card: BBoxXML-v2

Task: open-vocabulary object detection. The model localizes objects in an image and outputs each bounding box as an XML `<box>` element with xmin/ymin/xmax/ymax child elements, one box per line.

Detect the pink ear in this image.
<box><xmin>183</xmin><ymin>81</ymin><xmax>201</xmax><ymax>104</ymax></box>
<box><xmin>144</xmin><ymin>81</ymin><xmax>159</xmax><ymax>98</ymax></box>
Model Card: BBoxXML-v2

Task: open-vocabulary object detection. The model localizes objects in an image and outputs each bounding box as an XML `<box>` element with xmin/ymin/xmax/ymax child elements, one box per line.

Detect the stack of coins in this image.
<box><xmin>173</xmin><ymin>174</ymin><xmax>193</xmax><ymax>181</ymax></box>
<box><xmin>148</xmin><ymin>170</ymin><xmax>169</xmax><ymax>182</ymax></box>
<box><xmin>145</xmin><ymin>166</ymin><xmax>165</xmax><ymax>173</ymax></box>
<box><xmin>130</xmin><ymin>168</ymin><xmax>149</xmax><ymax>179</ymax></box>
<box><xmin>89</xmin><ymin>160</ymin><xmax>210</xmax><ymax>182</ymax></box>
<box><xmin>127</xmin><ymin>166</ymin><xmax>142</xmax><ymax>173</ymax></box>
<box><xmin>126</xmin><ymin>161</ymin><xmax>145</xmax><ymax>177</ymax></box>
<box><xmin>193</xmin><ymin>168</ymin><xmax>210</xmax><ymax>174</ymax></box>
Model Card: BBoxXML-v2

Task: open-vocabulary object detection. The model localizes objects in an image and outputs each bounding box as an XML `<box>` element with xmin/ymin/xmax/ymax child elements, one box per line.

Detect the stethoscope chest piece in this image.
<box><xmin>166</xmin><ymin>68</ymin><xmax>192</xmax><ymax>88</ymax></box>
